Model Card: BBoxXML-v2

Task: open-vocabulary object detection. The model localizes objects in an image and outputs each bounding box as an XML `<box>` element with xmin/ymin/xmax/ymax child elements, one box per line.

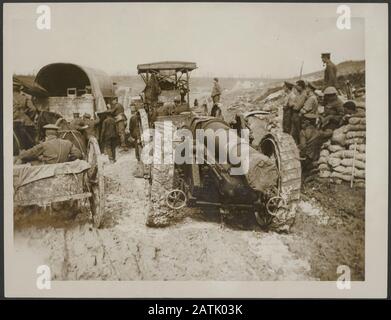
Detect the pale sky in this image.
<box><xmin>5</xmin><ymin>3</ymin><xmax>365</xmax><ymax>78</ymax></box>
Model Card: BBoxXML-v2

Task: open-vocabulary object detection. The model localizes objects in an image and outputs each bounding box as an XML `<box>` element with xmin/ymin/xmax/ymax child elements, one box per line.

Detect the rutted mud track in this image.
<box><xmin>14</xmin><ymin>150</ymin><xmax>364</xmax><ymax>281</ymax></box>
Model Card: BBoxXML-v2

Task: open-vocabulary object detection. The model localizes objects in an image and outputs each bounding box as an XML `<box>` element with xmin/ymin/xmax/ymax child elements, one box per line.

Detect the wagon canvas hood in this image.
<box><xmin>34</xmin><ymin>63</ymin><xmax>114</xmax><ymax>113</ymax></box>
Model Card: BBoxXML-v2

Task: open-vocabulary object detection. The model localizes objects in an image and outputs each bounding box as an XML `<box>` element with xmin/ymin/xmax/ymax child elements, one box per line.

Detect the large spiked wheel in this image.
<box><xmin>257</xmin><ymin>131</ymin><xmax>301</xmax><ymax>232</ymax></box>
<box><xmin>86</xmin><ymin>137</ymin><xmax>105</xmax><ymax>228</ymax></box>
<box><xmin>137</xmin><ymin>108</ymin><xmax>152</xmax><ymax>178</ymax></box>
<box><xmin>138</xmin><ymin>108</ymin><xmax>151</xmax><ymax>148</ymax></box>
<box><xmin>146</xmin><ymin>121</ymin><xmax>179</xmax><ymax>227</ymax></box>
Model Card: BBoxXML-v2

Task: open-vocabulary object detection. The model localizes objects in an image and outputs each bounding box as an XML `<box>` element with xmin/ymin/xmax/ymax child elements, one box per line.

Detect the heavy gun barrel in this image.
<box><xmin>189</xmin><ymin>117</ymin><xmax>278</xmax><ymax>194</ymax></box>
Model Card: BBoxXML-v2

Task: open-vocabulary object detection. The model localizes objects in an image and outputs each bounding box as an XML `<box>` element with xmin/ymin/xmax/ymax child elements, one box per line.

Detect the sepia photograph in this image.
<box><xmin>2</xmin><ymin>2</ymin><xmax>388</xmax><ymax>298</ymax></box>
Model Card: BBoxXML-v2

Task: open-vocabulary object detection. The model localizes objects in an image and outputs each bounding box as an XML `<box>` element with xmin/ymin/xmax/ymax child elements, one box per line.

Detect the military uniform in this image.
<box><xmin>13</xmin><ymin>91</ymin><xmax>36</xmax><ymax>126</ymax></box>
<box><xmin>282</xmin><ymin>82</ymin><xmax>296</xmax><ymax>134</ymax></box>
<box><xmin>82</xmin><ymin>114</ymin><xmax>100</xmax><ymax>139</ymax></box>
<box><xmin>299</xmin><ymin>115</ymin><xmax>331</xmax><ymax>176</ymax></box>
<box><xmin>300</xmin><ymin>91</ymin><xmax>319</xmax><ymax>116</ymax></box>
<box><xmin>70</xmin><ymin>117</ymin><xmax>86</xmax><ymax>131</ymax></box>
<box><xmin>322</xmin><ymin>97</ymin><xmax>344</xmax><ymax>130</ymax></box>
<box><xmin>143</xmin><ymin>74</ymin><xmax>161</xmax><ymax>106</ymax></box>
<box><xmin>100</xmin><ymin>113</ymin><xmax>117</xmax><ymax>161</ymax></box>
<box><xmin>291</xmin><ymin>88</ymin><xmax>307</xmax><ymax>144</ymax></box>
<box><xmin>211</xmin><ymin>81</ymin><xmax>222</xmax><ymax>104</ymax></box>
<box><xmin>129</xmin><ymin>113</ymin><xmax>141</xmax><ymax>161</ymax></box>
<box><xmin>324</xmin><ymin>60</ymin><xmax>338</xmax><ymax>89</ymax></box>
<box><xmin>18</xmin><ymin>135</ymin><xmax>82</xmax><ymax>165</ymax></box>
<box><xmin>111</xmin><ymin>102</ymin><xmax>127</xmax><ymax>149</ymax></box>
<box><xmin>210</xmin><ymin>104</ymin><xmax>223</xmax><ymax>119</ymax></box>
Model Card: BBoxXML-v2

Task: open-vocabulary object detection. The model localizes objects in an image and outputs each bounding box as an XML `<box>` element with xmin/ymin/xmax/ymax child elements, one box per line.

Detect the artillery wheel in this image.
<box><xmin>257</xmin><ymin>131</ymin><xmax>301</xmax><ymax>232</ymax></box>
<box><xmin>86</xmin><ymin>137</ymin><xmax>106</xmax><ymax>228</ymax></box>
<box><xmin>146</xmin><ymin>121</ymin><xmax>185</xmax><ymax>227</ymax></box>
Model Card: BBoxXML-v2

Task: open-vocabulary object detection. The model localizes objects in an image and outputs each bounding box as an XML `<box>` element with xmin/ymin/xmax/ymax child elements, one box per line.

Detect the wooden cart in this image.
<box><xmin>13</xmin><ymin>137</ymin><xmax>106</xmax><ymax>227</ymax></box>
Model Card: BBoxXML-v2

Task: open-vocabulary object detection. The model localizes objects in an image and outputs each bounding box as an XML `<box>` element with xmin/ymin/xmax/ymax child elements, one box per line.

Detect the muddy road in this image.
<box><xmin>14</xmin><ymin>150</ymin><xmax>364</xmax><ymax>281</ymax></box>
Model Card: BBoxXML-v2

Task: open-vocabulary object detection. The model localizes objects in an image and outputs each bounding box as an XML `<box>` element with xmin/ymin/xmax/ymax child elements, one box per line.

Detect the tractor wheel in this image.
<box><xmin>86</xmin><ymin>137</ymin><xmax>106</xmax><ymax>228</ymax></box>
<box><xmin>146</xmin><ymin>121</ymin><xmax>186</xmax><ymax>227</ymax></box>
<box><xmin>137</xmin><ymin>108</ymin><xmax>152</xmax><ymax>178</ymax></box>
<box><xmin>257</xmin><ymin>131</ymin><xmax>301</xmax><ymax>232</ymax></box>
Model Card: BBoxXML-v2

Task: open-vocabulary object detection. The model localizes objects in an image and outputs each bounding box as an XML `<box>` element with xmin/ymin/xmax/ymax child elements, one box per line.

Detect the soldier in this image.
<box><xmin>300</xmin><ymin>82</ymin><xmax>319</xmax><ymax>116</ymax></box>
<box><xmin>70</xmin><ymin>112</ymin><xmax>85</xmax><ymax>131</ymax></box>
<box><xmin>321</xmin><ymin>86</ymin><xmax>344</xmax><ymax>130</ymax></box>
<box><xmin>143</xmin><ymin>73</ymin><xmax>161</xmax><ymax>107</ymax></box>
<box><xmin>211</xmin><ymin>77</ymin><xmax>222</xmax><ymax>106</ymax></box>
<box><xmin>282</xmin><ymin>81</ymin><xmax>296</xmax><ymax>134</ymax></box>
<box><xmin>340</xmin><ymin>100</ymin><xmax>360</xmax><ymax>126</ymax></box>
<box><xmin>82</xmin><ymin>113</ymin><xmax>100</xmax><ymax>140</ymax></box>
<box><xmin>100</xmin><ymin>110</ymin><xmax>117</xmax><ymax>163</ymax></box>
<box><xmin>321</xmin><ymin>53</ymin><xmax>338</xmax><ymax>89</ymax></box>
<box><xmin>299</xmin><ymin>113</ymin><xmax>331</xmax><ymax>178</ymax></box>
<box><xmin>210</xmin><ymin>102</ymin><xmax>223</xmax><ymax>120</ymax></box>
<box><xmin>128</xmin><ymin>107</ymin><xmax>145</xmax><ymax>178</ymax></box>
<box><xmin>13</xmin><ymin>82</ymin><xmax>36</xmax><ymax>126</ymax></box>
<box><xmin>16</xmin><ymin>124</ymin><xmax>82</xmax><ymax>165</ymax></box>
<box><xmin>291</xmin><ymin>80</ymin><xmax>308</xmax><ymax>144</ymax></box>
<box><xmin>110</xmin><ymin>97</ymin><xmax>128</xmax><ymax>151</ymax></box>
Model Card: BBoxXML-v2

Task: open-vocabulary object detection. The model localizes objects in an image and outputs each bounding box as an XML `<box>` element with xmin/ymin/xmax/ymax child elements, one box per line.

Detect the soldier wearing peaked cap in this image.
<box><xmin>321</xmin><ymin>53</ymin><xmax>338</xmax><ymax>89</ymax></box>
<box><xmin>300</xmin><ymin>82</ymin><xmax>319</xmax><ymax>117</ymax></box>
<box><xmin>16</xmin><ymin>124</ymin><xmax>82</xmax><ymax>165</ymax></box>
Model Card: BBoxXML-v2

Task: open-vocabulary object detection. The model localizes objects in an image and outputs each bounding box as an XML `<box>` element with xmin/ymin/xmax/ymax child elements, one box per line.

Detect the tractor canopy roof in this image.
<box><xmin>137</xmin><ymin>61</ymin><xmax>197</xmax><ymax>73</ymax></box>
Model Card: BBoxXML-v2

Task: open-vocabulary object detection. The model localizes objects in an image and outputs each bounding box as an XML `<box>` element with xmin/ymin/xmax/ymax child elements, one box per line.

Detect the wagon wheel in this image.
<box><xmin>87</xmin><ymin>137</ymin><xmax>105</xmax><ymax>228</ymax></box>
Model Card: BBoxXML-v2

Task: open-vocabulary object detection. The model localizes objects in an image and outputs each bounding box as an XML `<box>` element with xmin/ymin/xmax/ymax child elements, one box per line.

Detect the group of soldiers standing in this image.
<box><xmin>282</xmin><ymin>52</ymin><xmax>359</xmax><ymax>176</ymax></box>
<box><xmin>68</xmin><ymin>97</ymin><xmax>128</xmax><ymax>163</ymax></box>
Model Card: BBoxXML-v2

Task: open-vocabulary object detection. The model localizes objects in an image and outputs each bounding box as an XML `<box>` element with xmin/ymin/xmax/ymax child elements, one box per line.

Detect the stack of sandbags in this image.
<box><xmin>318</xmin><ymin>112</ymin><xmax>366</xmax><ymax>187</ymax></box>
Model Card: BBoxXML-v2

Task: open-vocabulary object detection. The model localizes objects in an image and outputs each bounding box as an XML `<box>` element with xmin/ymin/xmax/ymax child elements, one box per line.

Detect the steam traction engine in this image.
<box><xmin>135</xmin><ymin>62</ymin><xmax>301</xmax><ymax>232</ymax></box>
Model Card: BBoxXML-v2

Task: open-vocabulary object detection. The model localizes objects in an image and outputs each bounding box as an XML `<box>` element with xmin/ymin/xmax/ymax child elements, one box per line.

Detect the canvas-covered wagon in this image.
<box><xmin>13</xmin><ymin>138</ymin><xmax>106</xmax><ymax>227</ymax></box>
<box><xmin>33</xmin><ymin>63</ymin><xmax>115</xmax><ymax>121</ymax></box>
